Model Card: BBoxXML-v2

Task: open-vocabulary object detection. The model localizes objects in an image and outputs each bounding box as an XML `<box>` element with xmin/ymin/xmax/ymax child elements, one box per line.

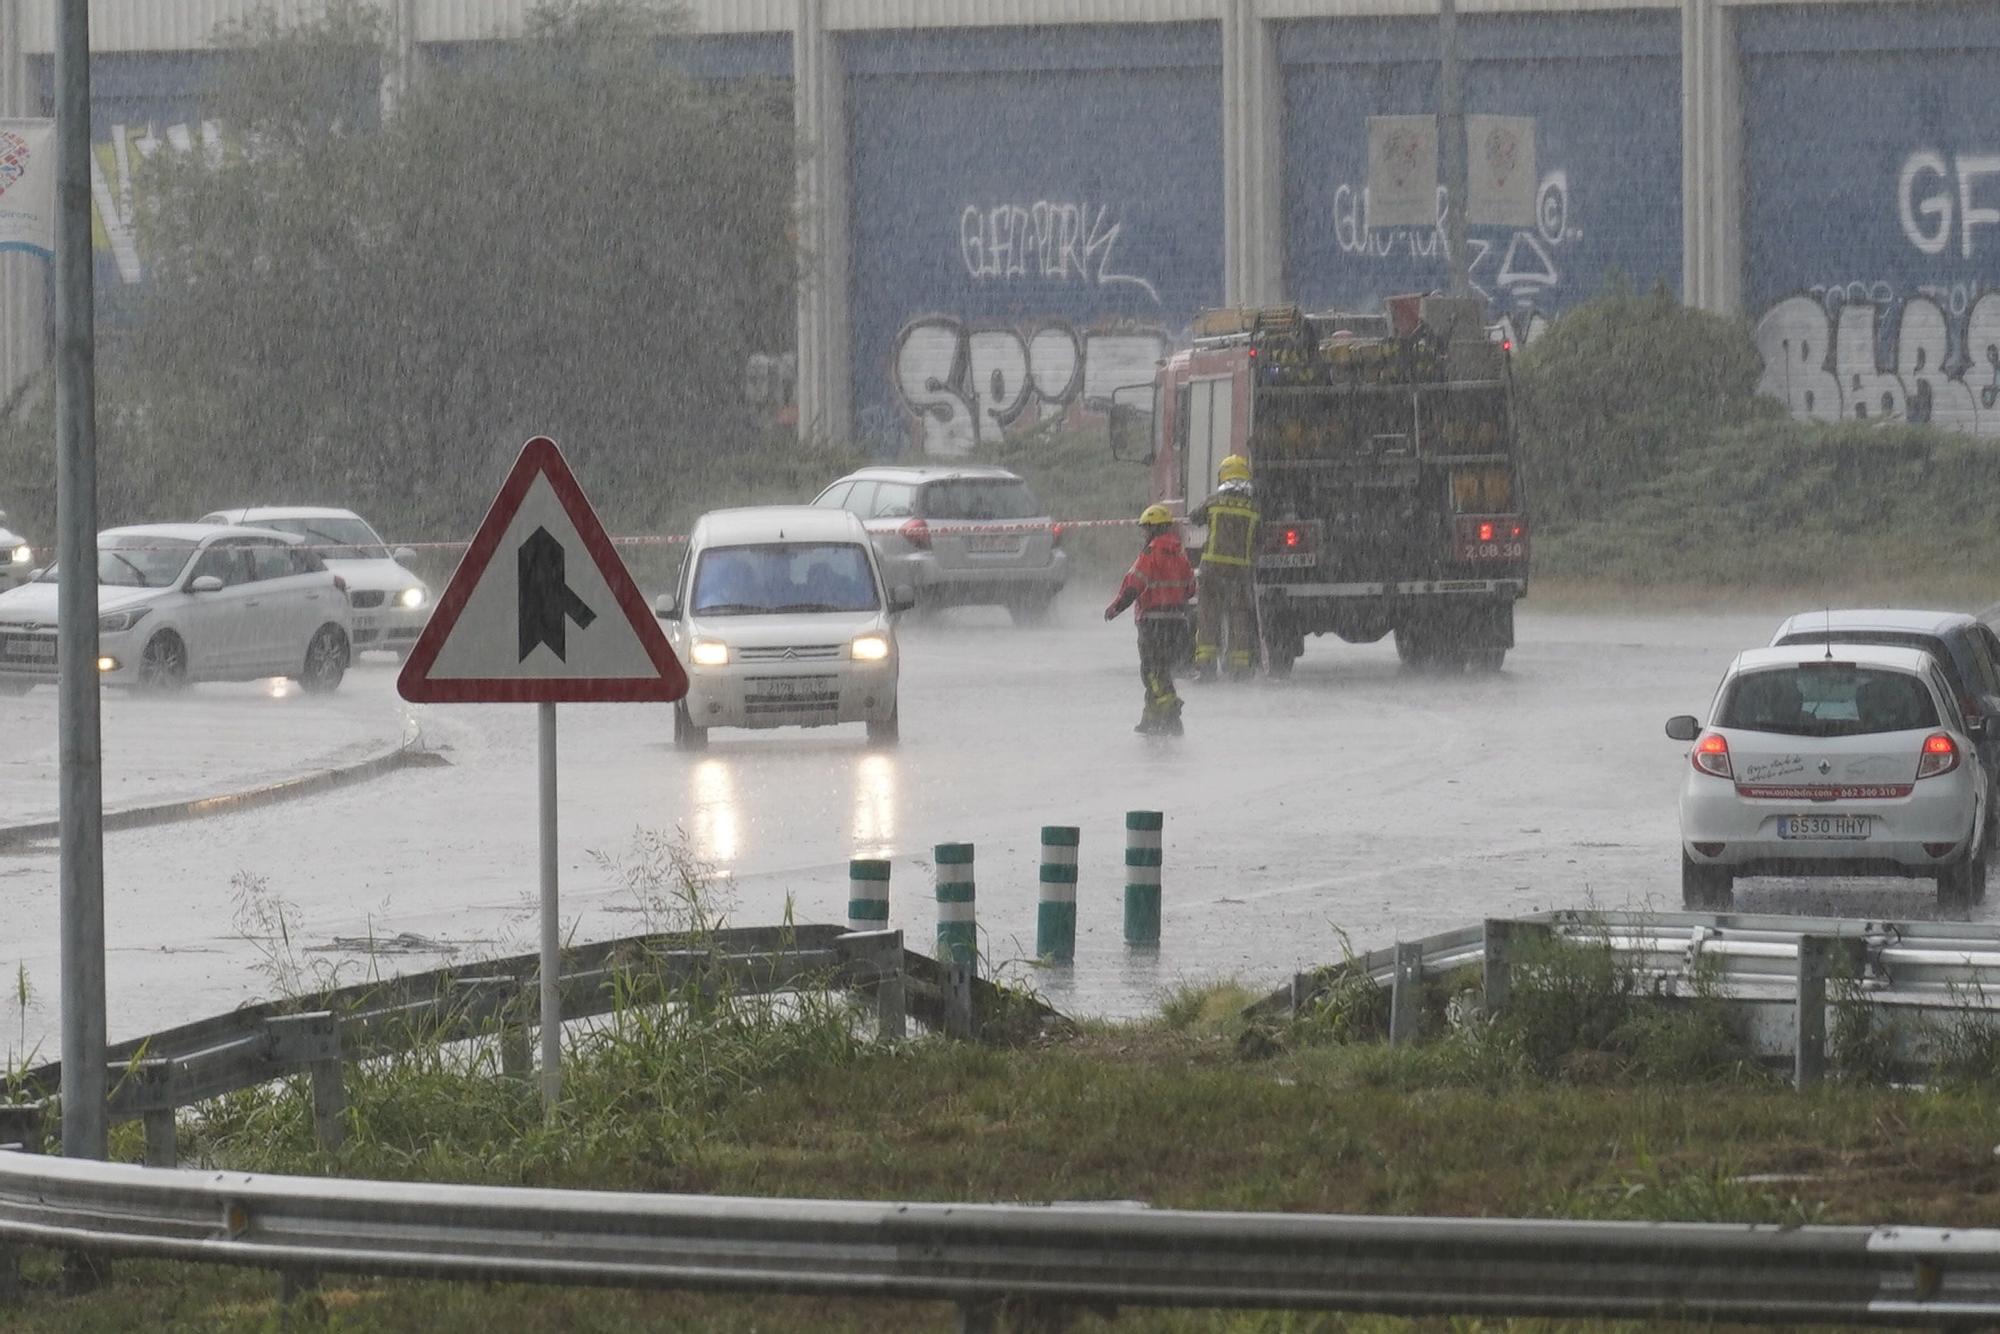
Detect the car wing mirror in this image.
<box><xmin>653</xmin><ymin>591</ymin><xmax>680</xmax><ymax>620</ymax></box>
<box><xmin>393</xmin><ymin>546</ymin><xmax>418</xmax><ymax>563</ymax></box>
<box><xmin>1664</xmin><ymin>715</ymin><xmax>1700</xmax><ymax>741</ymax></box>
<box><xmin>888</xmin><ymin>585</ymin><xmax>917</xmax><ymax>615</ymax></box>
<box><xmin>190</xmin><ymin>574</ymin><xmax>225</xmax><ymax>594</ymax></box>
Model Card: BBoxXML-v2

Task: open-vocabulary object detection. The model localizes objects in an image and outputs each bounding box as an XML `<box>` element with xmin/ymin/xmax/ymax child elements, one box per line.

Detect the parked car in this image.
<box><xmin>201</xmin><ymin>506</ymin><xmax>429</xmax><ymax>657</ymax></box>
<box><xmin>0</xmin><ymin>507</ymin><xmax>33</xmax><ymax>593</ymax></box>
<box><xmin>0</xmin><ymin>524</ymin><xmax>352</xmax><ymax>694</ymax></box>
<box><xmin>1667</xmin><ymin>644</ymin><xmax>1988</xmax><ymax>913</ymax></box>
<box><xmin>810</xmin><ymin>465</ymin><xmax>1067</xmax><ymax>624</ymax></box>
<box><xmin>1770</xmin><ymin>609</ymin><xmax>2000</xmax><ymax>847</ymax></box>
<box><xmin>652</xmin><ymin>506</ymin><xmax>912</xmax><ymax>750</ymax></box>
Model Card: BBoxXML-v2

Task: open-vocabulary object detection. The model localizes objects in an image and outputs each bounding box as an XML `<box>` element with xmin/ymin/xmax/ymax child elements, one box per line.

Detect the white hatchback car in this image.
<box><xmin>653</xmin><ymin>507</ymin><xmax>912</xmax><ymax>750</ymax></box>
<box><xmin>0</xmin><ymin>524</ymin><xmax>352</xmax><ymax>694</ymax></box>
<box><xmin>1667</xmin><ymin>645</ymin><xmax>1988</xmax><ymax>912</ymax></box>
<box><xmin>201</xmin><ymin>506</ymin><xmax>430</xmax><ymax>657</ymax></box>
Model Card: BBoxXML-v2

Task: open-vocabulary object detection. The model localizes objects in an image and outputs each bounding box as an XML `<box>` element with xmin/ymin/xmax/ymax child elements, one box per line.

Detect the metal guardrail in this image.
<box><xmin>4</xmin><ymin>1152</ymin><xmax>2000</xmax><ymax>1325</ymax></box>
<box><xmin>1254</xmin><ymin>909</ymin><xmax>2000</xmax><ymax>1082</ymax></box>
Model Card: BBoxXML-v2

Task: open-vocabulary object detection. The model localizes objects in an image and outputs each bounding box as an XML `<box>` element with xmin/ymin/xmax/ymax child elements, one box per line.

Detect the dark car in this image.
<box><xmin>1772</xmin><ymin>609</ymin><xmax>2000</xmax><ymax>845</ymax></box>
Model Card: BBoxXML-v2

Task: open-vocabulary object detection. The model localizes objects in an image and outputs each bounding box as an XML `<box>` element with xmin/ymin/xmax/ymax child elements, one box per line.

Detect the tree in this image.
<box><xmin>123</xmin><ymin>0</ymin><xmax>797</xmax><ymax>540</ymax></box>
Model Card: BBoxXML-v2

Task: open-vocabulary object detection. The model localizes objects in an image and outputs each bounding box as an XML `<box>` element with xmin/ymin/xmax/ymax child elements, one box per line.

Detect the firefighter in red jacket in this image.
<box><xmin>1105</xmin><ymin>505</ymin><xmax>1195</xmax><ymax>735</ymax></box>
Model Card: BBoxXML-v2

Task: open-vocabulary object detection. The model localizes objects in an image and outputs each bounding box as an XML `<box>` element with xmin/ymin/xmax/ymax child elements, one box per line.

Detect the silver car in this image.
<box><xmin>810</xmin><ymin>465</ymin><xmax>1068</xmax><ymax>625</ymax></box>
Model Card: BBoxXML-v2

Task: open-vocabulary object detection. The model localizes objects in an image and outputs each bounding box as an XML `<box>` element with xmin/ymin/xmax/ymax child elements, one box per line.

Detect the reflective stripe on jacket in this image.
<box><xmin>1193</xmin><ymin>483</ymin><xmax>1259</xmax><ymax>568</ymax></box>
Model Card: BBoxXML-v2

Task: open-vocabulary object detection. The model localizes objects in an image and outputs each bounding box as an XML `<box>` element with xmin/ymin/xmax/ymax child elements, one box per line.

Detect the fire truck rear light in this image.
<box><xmin>1693</xmin><ymin>732</ymin><xmax>1733</xmax><ymax>779</ymax></box>
<box><xmin>1284</xmin><ymin>528</ymin><xmax>1300</xmax><ymax>548</ymax></box>
<box><xmin>1478</xmin><ymin>521</ymin><xmax>1495</xmax><ymax>542</ymax></box>
<box><xmin>1509</xmin><ymin>525</ymin><xmax>1523</xmax><ymax>539</ymax></box>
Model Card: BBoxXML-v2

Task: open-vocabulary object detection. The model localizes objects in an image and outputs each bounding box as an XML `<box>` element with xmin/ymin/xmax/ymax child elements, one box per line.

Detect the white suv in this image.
<box><xmin>653</xmin><ymin>506</ymin><xmax>912</xmax><ymax>749</ymax></box>
<box><xmin>1668</xmin><ymin>644</ymin><xmax>1988</xmax><ymax>913</ymax></box>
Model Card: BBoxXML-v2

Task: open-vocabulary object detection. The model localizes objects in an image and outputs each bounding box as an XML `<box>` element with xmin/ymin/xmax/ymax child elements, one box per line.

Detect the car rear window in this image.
<box><xmin>1718</xmin><ymin>664</ymin><xmax>1939</xmax><ymax>737</ymax></box>
<box><xmin>1776</xmin><ymin>630</ymin><xmax>1967</xmax><ymax>697</ymax></box>
<box><xmin>919</xmin><ymin>479</ymin><xmax>1039</xmax><ymax>521</ymax></box>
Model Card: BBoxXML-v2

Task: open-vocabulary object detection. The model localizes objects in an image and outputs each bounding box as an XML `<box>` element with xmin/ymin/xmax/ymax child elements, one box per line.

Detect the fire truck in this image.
<box><xmin>1107</xmin><ymin>296</ymin><xmax>1528</xmax><ymax>675</ymax></box>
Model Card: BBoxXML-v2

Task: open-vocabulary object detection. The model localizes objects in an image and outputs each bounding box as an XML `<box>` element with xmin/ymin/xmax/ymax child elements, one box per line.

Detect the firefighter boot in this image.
<box><xmin>1162</xmin><ymin>695</ymin><xmax>1185</xmax><ymax>736</ymax></box>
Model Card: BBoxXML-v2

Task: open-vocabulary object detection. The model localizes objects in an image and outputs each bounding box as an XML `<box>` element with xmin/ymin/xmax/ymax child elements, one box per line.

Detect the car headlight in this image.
<box><xmin>397</xmin><ymin>587</ymin><xmax>426</xmax><ymax>610</ymax></box>
<box><xmin>689</xmin><ymin>638</ymin><xmax>730</xmax><ymax>667</ymax></box>
<box><xmin>851</xmin><ymin>633</ymin><xmax>891</xmax><ymax>662</ymax></box>
<box><xmin>8</xmin><ymin>545</ymin><xmax>28</xmax><ymax>565</ymax></box>
<box><xmin>98</xmin><ymin>607</ymin><xmax>151</xmax><ymax>634</ymax></box>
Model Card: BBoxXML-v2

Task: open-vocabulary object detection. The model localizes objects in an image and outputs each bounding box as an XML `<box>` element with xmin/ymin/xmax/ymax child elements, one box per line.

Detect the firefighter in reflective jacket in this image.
<box><xmin>1189</xmin><ymin>453</ymin><xmax>1259</xmax><ymax>681</ymax></box>
<box><xmin>1105</xmin><ymin>505</ymin><xmax>1195</xmax><ymax>734</ymax></box>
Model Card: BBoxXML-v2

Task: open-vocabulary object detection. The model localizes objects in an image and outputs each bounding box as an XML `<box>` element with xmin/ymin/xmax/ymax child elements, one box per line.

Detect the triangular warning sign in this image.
<box><xmin>397</xmin><ymin>436</ymin><xmax>688</xmax><ymax>704</ymax></box>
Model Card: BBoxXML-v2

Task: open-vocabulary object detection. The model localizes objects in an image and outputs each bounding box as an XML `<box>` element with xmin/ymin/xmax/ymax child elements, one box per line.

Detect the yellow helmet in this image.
<box><xmin>1138</xmin><ymin>504</ymin><xmax>1174</xmax><ymax>527</ymax></box>
<box><xmin>1218</xmin><ymin>454</ymin><xmax>1251</xmax><ymax>484</ymax></box>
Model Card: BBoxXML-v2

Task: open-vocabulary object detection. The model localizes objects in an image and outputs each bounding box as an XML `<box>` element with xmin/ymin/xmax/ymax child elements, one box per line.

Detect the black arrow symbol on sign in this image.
<box><xmin>518</xmin><ymin>526</ymin><xmax>596</xmax><ymax>662</ymax></box>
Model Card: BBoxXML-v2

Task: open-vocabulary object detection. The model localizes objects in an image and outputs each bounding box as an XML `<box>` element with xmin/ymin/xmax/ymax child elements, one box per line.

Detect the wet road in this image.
<box><xmin>6</xmin><ymin>601</ymin><xmax>1987</xmax><ymax>1059</ymax></box>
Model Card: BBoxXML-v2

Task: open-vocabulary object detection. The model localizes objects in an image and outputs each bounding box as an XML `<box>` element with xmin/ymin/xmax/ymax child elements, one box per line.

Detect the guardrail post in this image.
<box><xmin>935</xmin><ymin>843</ymin><xmax>977</xmax><ymax>971</ymax></box>
<box><xmin>1124</xmin><ymin>811</ymin><xmax>1163</xmax><ymax>946</ymax></box>
<box><xmin>0</xmin><ymin>1102</ymin><xmax>43</xmax><ymax>1306</ymax></box>
<box><xmin>1037</xmin><ymin>826</ymin><xmax>1080</xmax><ymax>962</ymax></box>
<box><xmin>1796</xmin><ymin>935</ymin><xmax>1865</xmax><ymax>1090</ymax></box>
<box><xmin>1389</xmin><ymin>941</ymin><xmax>1424</xmax><ymax>1046</ymax></box>
<box><xmin>945</xmin><ymin>962</ymin><xmax>976</xmax><ymax>1041</ymax></box>
<box><xmin>875</xmin><ymin>934</ymin><xmax>907</xmax><ymax>1042</ymax></box>
<box><xmin>269</xmin><ymin>1012</ymin><xmax>346</xmax><ymax>1152</ymax></box>
<box><xmin>142</xmin><ymin>1109</ymin><xmax>177</xmax><ymax>1168</ymax></box>
<box><xmin>1290</xmin><ymin>971</ymin><xmax>1315</xmax><ymax>1019</ymax></box>
<box><xmin>848</xmin><ymin>857</ymin><xmax>890</xmax><ymax>934</ymax></box>
<box><xmin>1482</xmin><ymin>919</ymin><xmax>1516</xmax><ymax>1016</ymax></box>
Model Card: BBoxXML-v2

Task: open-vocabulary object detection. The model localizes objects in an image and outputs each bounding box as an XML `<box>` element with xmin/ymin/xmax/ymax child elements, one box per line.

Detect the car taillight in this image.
<box><xmin>1692</xmin><ymin>732</ymin><xmax>1733</xmax><ymax>779</ymax></box>
<box><xmin>1050</xmin><ymin>522</ymin><xmax>1065</xmax><ymax>548</ymax></box>
<box><xmin>1918</xmin><ymin>732</ymin><xmax>1960</xmax><ymax>780</ymax></box>
<box><xmin>899</xmin><ymin>518</ymin><xmax>930</xmax><ymax>551</ymax></box>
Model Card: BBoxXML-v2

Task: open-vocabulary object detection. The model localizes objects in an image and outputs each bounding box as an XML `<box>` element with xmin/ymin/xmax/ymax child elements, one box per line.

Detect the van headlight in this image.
<box><xmin>850</xmin><ymin>634</ymin><xmax>891</xmax><ymax>662</ymax></box>
<box><xmin>98</xmin><ymin>607</ymin><xmax>151</xmax><ymax>634</ymax></box>
<box><xmin>689</xmin><ymin>638</ymin><xmax>730</xmax><ymax>667</ymax></box>
<box><xmin>397</xmin><ymin>587</ymin><xmax>426</xmax><ymax>610</ymax></box>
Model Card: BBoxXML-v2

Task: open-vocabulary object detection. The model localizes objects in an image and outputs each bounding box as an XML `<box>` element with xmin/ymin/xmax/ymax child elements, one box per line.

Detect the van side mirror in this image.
<box><xmin>1664</xmin><ymin>715</ymin><xmax>1700</xmax><ymax>741</ymax></box>
<box><xmin>1107</xmin><ymin>384</ymin><xmax>1155</xmax><ymax>464</ymax></box>
<box><xmin>653</xmin><ymin>591</ymin><xmax>679</xmax><ymax>620</ymax></box>
<box><xmin>888</xmin><ymin>585</ymin><xmax>917</xmax><ymax>615</ymax></box>
<box><xmin>190</xmin><ymin>574</ymin><xmax>225</xmax><ymax>594</ymax></box>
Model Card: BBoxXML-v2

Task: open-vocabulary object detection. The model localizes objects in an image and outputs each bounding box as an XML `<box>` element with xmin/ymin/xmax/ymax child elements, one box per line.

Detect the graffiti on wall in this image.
<box><xmin>91</xmin><ymin>121</ymin><xmax>224</xmax><ymax>283</ymax></box>
<box><xmin>892</xmin><ymin>315</ymin><xmax>1171</xmax><ymax>457</ymax></box>
<box><xmin>958</xmin><ymin>201</ymin><xmax>1162</xmax><ymax>303</ymax></box>
<box><xmin>1330</xmin><ymin>168</ymin><xmax>1579</xmax><ymax>320</ymax></box>
<box><xmin>1756</xmin><ymin>292</ymin><xmax>2000</xmax><ymax>435</ymax></box>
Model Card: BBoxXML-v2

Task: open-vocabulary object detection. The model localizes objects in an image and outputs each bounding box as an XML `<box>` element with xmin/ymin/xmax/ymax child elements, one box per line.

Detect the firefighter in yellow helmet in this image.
<box><xmin>1105</xmin><ymin>504</ymin><xmax>1194</xmax><ymax>734</ymax></box>
<box><xmin>1189</xmin><ymin>453</ymin><xmax>1259</xmax><ymax>681</ymax></box>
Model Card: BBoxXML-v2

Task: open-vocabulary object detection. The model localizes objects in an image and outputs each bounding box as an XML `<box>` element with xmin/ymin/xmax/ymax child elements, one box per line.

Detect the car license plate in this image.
<box><xmin>752</xmin><ymin>677</ymin><xmax>817</xmax><ymax>699</ymax></box>
<box><xmin>11</xmin><ymin>638</ymin><xmax>54</xmax><ymax>660</ymax></box>
<box><xmin>1778</xmin><ymin>815</ymin><xmax>1872</xmax><ymax>840</ymax></box>
<box><xmin>967</xmin><ymin>535</ymin><xmax>1020</xmax><ymax>554</ymax></box>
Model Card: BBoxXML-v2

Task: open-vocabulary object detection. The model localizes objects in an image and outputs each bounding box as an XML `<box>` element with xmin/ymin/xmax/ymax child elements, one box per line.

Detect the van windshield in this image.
<box><xmin>691</xmin><ymin>542</ymin><xmax>878</xmax><ymax>615</ymax></box>
<box><xmin>1717</xmin><ymin>664</ymin><xmax>1940</xmax><ymax>737</ymax></box>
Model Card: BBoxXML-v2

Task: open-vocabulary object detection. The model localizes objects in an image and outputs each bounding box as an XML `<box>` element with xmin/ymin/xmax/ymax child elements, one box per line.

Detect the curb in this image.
<box><xmin>0</xmin><ymin>731</ymin><xmax>446</xmax><ymax>848</ymax></box>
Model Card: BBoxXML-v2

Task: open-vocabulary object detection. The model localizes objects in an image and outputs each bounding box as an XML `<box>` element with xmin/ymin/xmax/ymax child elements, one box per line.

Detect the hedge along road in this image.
<box><xmin>7</xmin><ymin>599</ymin><xmax>1993</xmax><ymax>1063</ymax></box>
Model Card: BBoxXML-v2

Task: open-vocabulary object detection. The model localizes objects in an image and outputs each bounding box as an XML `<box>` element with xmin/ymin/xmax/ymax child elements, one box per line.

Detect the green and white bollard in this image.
<box><xmin>848</xmin><ymin>858</ymin><xmax>890</xmax><ymax>934</ymax></box>
<box><xmin>1124</xmin><ymin>811</ymin><xmax>1163</xmax><ymax>946</ymax></box>
<box><xmin>935</xmin><ymin>842</ymin><xmax>977</xmax><ymax>970</ymax></box>
<box><xmin>1037</xmin><ymin>826</ymin><xmax>1080</xmax><ymax>961</ymax></box>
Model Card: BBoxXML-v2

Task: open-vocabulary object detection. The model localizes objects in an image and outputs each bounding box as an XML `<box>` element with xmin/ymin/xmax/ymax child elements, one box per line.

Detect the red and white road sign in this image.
<box><xmin>397</xmin><ymin>436</ymin><xmax>688</xmax><ymax>703</ymax></box>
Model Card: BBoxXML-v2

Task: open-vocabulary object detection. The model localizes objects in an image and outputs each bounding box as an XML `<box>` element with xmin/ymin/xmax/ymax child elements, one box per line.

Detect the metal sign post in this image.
<box><xmin>398</xmin><ymin>437</ymin><xmax>688</xmax><ymax>1115</ymax></box>
<box><xmin>54</xmin><ymin>0</ymin><xmax>106</xmax><ymax>1163</ymax></box>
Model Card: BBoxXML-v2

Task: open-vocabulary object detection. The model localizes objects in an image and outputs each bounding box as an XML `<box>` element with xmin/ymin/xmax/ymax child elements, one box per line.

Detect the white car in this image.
<box><xmin>1667</xmin><ymin>644</ymin><xmax>1988</xmax><ymax>912</ymax></box>
<box><xmin>200</xmin><ymin>506</ymin><xmax>430</xmax><ymax>657</ymax></box>
<box><xmin>0</xmin><ymin>524</ymin><xmax>352</xmax><ymax>694</ymax></box>
<box><xmin>653</xmin><ymin>506</ymin><xmax>912</xmax><ymax>750</ymax></box>
<box><xmin>0</xmin><ymin>507</ymin><xmax>33</xmax><ymax>592</ymax></box>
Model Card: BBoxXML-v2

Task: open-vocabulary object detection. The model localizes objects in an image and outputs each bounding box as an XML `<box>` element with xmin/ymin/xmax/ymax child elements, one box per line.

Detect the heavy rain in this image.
<box><xmin>4</xmin><ymin>0</ymin><xmax>2000</xmax><ymax>1328</ymax></box>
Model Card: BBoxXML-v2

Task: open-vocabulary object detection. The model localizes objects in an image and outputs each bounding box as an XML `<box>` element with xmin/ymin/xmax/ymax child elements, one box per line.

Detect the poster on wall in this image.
<box><xmin>1467</xmin><ymin>115</ymin><xmax>1536</xmax><ymax>228</ymax></box>
<box><xmin>1365</xmin><ymin>115</ymin><xmax>1439</xmax><ymax>230</ymax></box>
<box><xmin>0</xmin><ymin>119</ymin><xmax>55</xmax><ymax>258</ymax></box>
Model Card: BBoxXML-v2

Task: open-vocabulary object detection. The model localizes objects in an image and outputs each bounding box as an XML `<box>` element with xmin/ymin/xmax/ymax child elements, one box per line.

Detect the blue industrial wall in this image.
<box><xmin>1278</xmin><ymin>13</ymin><xmax>1681</xmax><ymax>346</ymax></box>
<box><xmin>844</xmin><ymin>25</ymin><xmax>1223</xmax><ymax>453</ymax></box>
<box><xmin>1742</xmin><ymin>2</ymin><xmax>2000</xmax><ymax>431</ymax></box>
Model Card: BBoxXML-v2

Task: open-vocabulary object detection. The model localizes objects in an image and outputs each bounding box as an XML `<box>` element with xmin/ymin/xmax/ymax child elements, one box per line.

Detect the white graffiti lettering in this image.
<box><xmin>892</xmin><ymin>316</ymin><xmax>1170</xmax><ymax>457</ymax></box>
<box><xmin>958</xmin><ymin>202</ymin><xmax>1162</xmax><ymax>304</ymax></box>
<box><xmin>1897</xmin><ymin>150</ymin><xmax>2000</xmax><ymax>261</ymax></box>
<box><xmin>1328</xmin><ymin>169</ymin><xmax>1578</xmax><ymax>312</ymax></box>
<box><xmin>1755</xmin><ymin>292</ymin><xmax>2000</xmax><ymax>435</ymax></box>
<box><xmin>91</xmin><ymin>121</ymin><xmax>222</xmax><ymax>283</ymax></box>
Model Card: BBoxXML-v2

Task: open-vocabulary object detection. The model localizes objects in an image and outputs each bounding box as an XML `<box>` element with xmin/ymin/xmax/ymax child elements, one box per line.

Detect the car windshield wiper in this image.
<box><xmin>769</xmin><ymin>602</ymin><xmax>862</xmax><ymax>613</ymax></box>
<box><xmin>691</xmin><ymin>602</ymin><xmax>766</xmax><ymax>615</ymax></box>
<box><xmin>105</xmin><ymin>553</ymin><xmax>149</xmax><ymax>587</ymax></box>
<box><xmin>297</xmin><ymin>525</ymin><xmax>375</xmax><ymax>558</ymax></box>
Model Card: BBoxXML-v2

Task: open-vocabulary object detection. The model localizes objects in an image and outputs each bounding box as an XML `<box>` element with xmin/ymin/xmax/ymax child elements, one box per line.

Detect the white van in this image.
<box><xmin>654</xmin><ymin>506</ymin><xmax>913</xmax><ymax>749</ymax></box>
